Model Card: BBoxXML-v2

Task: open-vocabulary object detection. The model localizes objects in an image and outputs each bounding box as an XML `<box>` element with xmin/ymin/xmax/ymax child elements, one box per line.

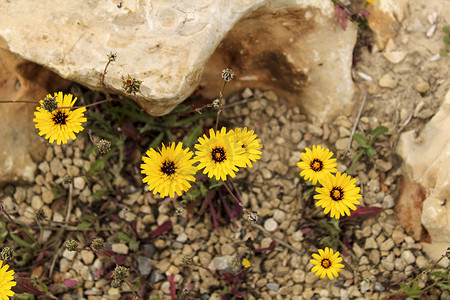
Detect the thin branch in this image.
<box><xmin>346</xmin><ymin>93</ymin><xmax>367</xmax><ymax>154</ymax></box>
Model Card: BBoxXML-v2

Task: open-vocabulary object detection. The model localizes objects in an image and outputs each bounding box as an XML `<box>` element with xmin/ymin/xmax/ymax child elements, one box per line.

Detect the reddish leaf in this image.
<box><xmin>110</xmin><ymin>215</ymin><xmax>121</xmax><ymax>223</ymax></box>
<box><xmin>168</xmin><ymin>274</ymin><xmax>176</xmax><ymax>300</ymax></box>
<box><xmin>220</xmin><ymin>271</ymin><xmax>235</xmax><ymax>283</ymax></box>
<box><xmin>301</xmin><ymin>228</ymin><xmax>312</xmax><ymax>234</ymax></box>
<box><xmin>115</xmin><ymin>254</ymin><xmax>127</xmax><ymax>265</ymax></box>
<box><xmin>209</xmin><ymin>200</ymin><xmax>220</xmax><ymax>234</ymax></box>
<box><xmin>342</xmin><ymin>206</ymin><xmax>382</xmax><ymax>221</ymax></box>
<box><xmin>334</xmin><ymin>4</ymin><xmax>348</xmax><ymax>30</ymax></box>
<box><xmin>16</xmin><ymin>279</ymin><xmax>46</xmax><ymax>296</ymax></box>
<box><xmin>254</xmin><ymin>241</ymin><xmax>276</xmax><ymax>253</ymax></box>
<box><xmin>150</xmin><ymin>220</ymin><xmax>172</xmax><ymax>239</ymax></box>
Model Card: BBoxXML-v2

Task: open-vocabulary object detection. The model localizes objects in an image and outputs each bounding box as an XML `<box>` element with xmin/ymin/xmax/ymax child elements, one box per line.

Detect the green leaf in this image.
<box><xmin>443</xmin><ymin>26</ymin><xmax>450</xmax><ymax>34</ymax></box>
<box><xmin>148</xmin><ymin>132</ymin><xmax>165</xmax><ymax>150</ymax></box>
<box><xmin>10</xmin><ymin>233</ymin><xmax>34</xmax><ymax>249</ymax></box>
<box><xmin>370</xmin><ymin>126</ymin><xmax>388</xmax><ymax>138</ymax></box>
<box><xmin>182</xmin><ymin>125</ymin><xmax>202</xmax><ymax>147</ymax></box>
<box><xmin>440</xmin><ymin>48</ymin><xmax>447</xmax><ymax>57</ymax></box>
<box><xmin>118</xmin><ymin>232</ymin><xmax>131</xmax><ymax>243</ymax></box>
<box><xmin>129</xmin><ymin>238</ymin><xmax>140</xmax><ymax>252</ymax></box>
<box><xmin>431</xmin><ymin>271</ymin><xmax>449</xmax><ymax>280</ymax></box>
<box><xmin>92</xmin><ymin>187</ymin><xmax>109</xmax><ymax>201</ymax></box>
<box><xmin>77</xmin><ymin>222</ymin><xmax>93</xmax><ymax>230</ymax></box>
<box><xmin>139</xmin><ymin>124</ymin><xmax>164</xmax><ymax>133</ymax></box>
<box><xmin>437</xmin><ymin>282</ymin><xmax>450</xmax><ymax>290</ymax></box>
<box><xmin>366</xmin><ymin>147</ymin><xmax>377</xmax><ymax>157</ymax></box>
<box><xmin>170</xmin><ymin>111</ymin><xmax>216</xmax><ymax>127</ymax></box>
<box><xmin>444</xmin><ymin>35</ymin><xmax>450</xmax><ymax>44</ymax></box>
<box><xmin>353</xmin><ymin>133</ymin><xmax>370</xmax><ymax>148</ymax></box>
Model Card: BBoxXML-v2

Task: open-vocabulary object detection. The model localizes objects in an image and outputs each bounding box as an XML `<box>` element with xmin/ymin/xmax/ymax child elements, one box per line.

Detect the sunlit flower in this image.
<box><xmin>366</xmin><ymin>0</ymin><xmax>374</xmax><ymax>4</ymax></box>
<box><xmin>310</xmin><ymin>247</ymin><xmax>344</xmax><ymax>280</ymax></box>
<box><xmin>141</xmin><ymin>142</ymin><xmax>196</xmax><ymax>198</ymax></box>
<box><xmin>230</xmin><ymin>127</ymin><xmax>262</xmax><ymax>168</ymax></box>
<box><xmin>194</xmin><ymin>128</ymin><xmax>245</xmax><ymax>181</ymax></box>
<box><xmin>242</xmin><ymin>258</ymin><xmax>251</xmax><ymax>268</ymax></box>
<box><xmin>297</xmin><ymin>145</ymin><xmax>338</xmax><ymax>185</ymax></box>
<box><xmin>33</xmin><ymin>92</ymin><xmax>87</xmax><ymax>145</ymax></box>
<box><xmin>314</xmin><ymin>172</ymin><xmax>362</xmax><ymax>219</ymax></box>
<box><xmin>0</xmin><ymin>259</ymin><xmax>16</xmax><ymax>299</ymax></box>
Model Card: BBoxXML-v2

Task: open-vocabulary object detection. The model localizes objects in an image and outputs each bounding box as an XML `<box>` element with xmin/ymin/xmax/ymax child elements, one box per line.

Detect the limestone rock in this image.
<box><xmin>0</xmin><ymin>0</ymin><xmax>358</xmax><ymax>123</ymax></box>
<box><xmin>0</xmin><ymin>47</ymin><xmax>70</xmax><ymax>187</ymax></box>
<box><xmin>396</xmin><ymin>90</ymin><xmax>450</xmax><ymax>249</ymax></box>
<box><xmin>366</xmin><ymin>0</ymin><xmax>408</xmax><ymax>49</ymax></box>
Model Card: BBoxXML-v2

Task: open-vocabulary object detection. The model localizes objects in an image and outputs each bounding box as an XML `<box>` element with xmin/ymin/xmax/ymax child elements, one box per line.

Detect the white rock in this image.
<box><xmin>264</xmin><ymin>218</ymin><xmax>278</xmax><ymax>232</ymax></box>
<box><xmin>73</xmin><ymin>177</ymin><xmax>86</xmax><ymax>190</ymax></box>
<box><xmin>0</xmin><ymin>0</ymin><xmax>361</xmax><ymax>123</ymax></box>
<box><xmin>397</xmin><ymin>90</ymin><xmax>450</xmax><ymax>248</ymax></box>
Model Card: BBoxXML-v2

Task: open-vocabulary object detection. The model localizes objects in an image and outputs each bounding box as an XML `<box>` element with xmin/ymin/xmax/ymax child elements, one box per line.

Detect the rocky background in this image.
<box><xmin>0</xmin><ymin>0</ymin><xmax>449</xmax><ymax>299</ymax></box>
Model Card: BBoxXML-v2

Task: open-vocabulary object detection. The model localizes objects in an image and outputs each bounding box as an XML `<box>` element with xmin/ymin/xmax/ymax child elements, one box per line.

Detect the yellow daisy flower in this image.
<box><xmin>33</xmin><ymin>92</ymin><xmax>87</xmax><ymax>145</ymax></box>
<box><xmin>314</xmin><ymin>172</ymin><xmax>362</xmax><ymax>219</ymax></box>
<box><xmin>141</xmin><ymin>142</ymin><xmax>197</xmax><ymax>198</ymax></box>
<box><xmin>230</xmin><ymin>127</ymin><xmax>262</xmax><ymax>168</ymax></box>
<box><xmin>242</xmin><ymin>258</ymin><xmax>251</xmax><ymax>268</ymax></box>
<box><xmin>310</xmin><ymin>247</ymin><xmax>344</xmax><ymax>280</ymax></box>
<box><xmin>0</xmin><ymin>259</ymin><xmax>16</xmax><ymax>299</ymax></box>
<box><xmin>366</xmin><ymin>0</ymin><xmax>374</xmax><ymax>4</ymax></box>
<box><xmin>297</xmin><ymin>145</ymin><xmax>338</xmax><ymax>185</ymax></box>
<box><xmin>194</xmin><ymin>128</ymin><xmax>245</xmax><ymax>181</ymax></box>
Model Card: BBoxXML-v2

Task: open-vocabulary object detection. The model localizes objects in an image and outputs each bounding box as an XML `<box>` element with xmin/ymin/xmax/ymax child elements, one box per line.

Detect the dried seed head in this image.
<box><xmin>175</xmin><ymin>207</ymin><xmax>185</xmax><ymax>216</ymax></box>
<box><xmin>247</xmin><ymin>211</ymin><xmax>258</xmax><ymax>223</ymax></box>
<box><xmin>34</xmin><ymin>208</ymin><xmax>47</xmax><ymax>221</ymax></box>
<box><xmin>182</xmin><ymin>288</ymin><xmax>189</xmax><ymax>294</ymax></box>
<box><xmin>111</xmin><ymin>279</ymin><xmax>121</xmax><ymax>288</ymax></box>
<box><xmin>1</xmin><ymin>247</ymin><xmax>14</xmax><ymax>261</ymax></box>
<box><xmin>97</xmin><ymin>139</ymin><xmax>111</xmax><ymax>154</ymax></box>
<box><xmin>212</xmin><ymin>98</ymin><xmax>220</xmax><ymax>109</ymax></box>
<box><xmin>221</xmin><ymin>68</ymin><xmax>234</xmax><ymax>82</ymax></box>
<box><xmin>182</xmin><ymin>257</ymin><xmax>193</xmax><ymax>265</ymax></box>
<box><xmin>63</xmin><ymin>175</ymin><xmax>73</xmax><ymax>184</ymax></box>
<box><xmin>122</xmin><ymin>75</ymin><xmax>142</xmax><ymax>94</ymax></box>
<box><xmin>42</xmin><ymin>96</ymin><xmax>58</xmax><ymax>113</ymax></box>
<box><xmin>231</xmin><ymin>257</ymin><xmax>241</xmax><ymax>272</ymax></box>
<box><xmin>107</xmin><ymin>52</ymin><xmax>117</xmax><ymax>62</ymax></box>
<box><xmin>113</xmin><ymin>265</ymin><xmax>129</xmax><ymax>282</ymax></box>
<box><xmin>65</xmin><ymin>239</ymin><xmax>79</xmax><ymax>252</ymax></box>
<box><xmin>90</xmin><ymin>238</ymin><xmax>105</xmax><ymax>252</ymax></box>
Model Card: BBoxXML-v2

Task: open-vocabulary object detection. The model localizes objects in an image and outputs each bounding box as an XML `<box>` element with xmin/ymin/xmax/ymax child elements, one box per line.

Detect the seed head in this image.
<box><xmin>63</xmin><ymin>175</ymin><xmax>73</xmax><ymax>184</ymax></box>
<box><xmin>42</xmin><ymin>96</ymin><xmax>58</xmax><ymax>113</ymax></box>
<box><xmin>231</xmin><ymin>257</ymin><xmax>241</xmax><ymax>272</ymax></box>
<box><xmin>65</xmin><ymin>239</ymin><xmax>79</xmax><ymax>252</ymax></box>
<box><xmin>34</xmin><ymin>208</ymin><xmax>47</xmax><ymax>221</ymax></box>
<box><xmin>97</xmin><ymin>139</ymin><xmax>111</xmax><ymax>154</ymax></box>
<box><xmin>111</xmin><ymin>279</ymin><xmax>121</xmax><ymax>288</ymax></box>
<box><xmin>175</xmin><ymin>207</ymin><xmax>185</xmax><ymax>216</ymax></box>
<box><xmin>107</xmin><ymin>52</ymin><xmax>117</xmax><ymax>62</ymax></box>
<box><xmin>113</xmin><ymin>265</ymin><xmax>129</xmax><ymax>282</ymax></box>
<box><xmin>221</xmin><ymin>68</ymin><xmax>234</xmax><ymax>82</ymax></box>
<box><xmin>90</xmin><ymin>238</ymin><xmax>105</xmax><ymax>252</ymax></box>
<box><xmin>212</xmin><ymin>98</ymin><xmax>220</xmax><ymax>109</ymax></box>
<box><xmin>247</xmin><ymin>211</ymin><xmax>258</xmax><ymax>223</ymax></box>
<box><xmin>182</xmin><ymin>288</ymin><xmax>189</xmax><ymax>294</ymax></box>
<box><xmin>182</xmin><ymin>257</ymin><xmax>193</xmax><ymax>265</ymax></box>
<box><xmin>122</xmin><ymin>75</ymin><xmax>142</xmax><ymax>94</ymax></box>
<box><xmin>1</xmin><ymin>247</ymin><xmax>14</xmax><ymax>261</ymax></box>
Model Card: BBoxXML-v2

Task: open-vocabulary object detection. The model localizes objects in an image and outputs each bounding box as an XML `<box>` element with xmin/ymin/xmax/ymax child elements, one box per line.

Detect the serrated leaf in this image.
<box><xmin>118</xmin><ymin>232</ymin><xmax>131</xmax><ymax>243</ymax></box>
<box><xmin>353</xmin><ymin>133</ymin><xmax>370</xmax><ymax>148</ymax></box>
<box><xmin>129</xmin><ymin>238</ymin><xmax>140</xmax><ymax>252</ymax></box>
<box><xmin>370</xmin><ymin>126</ymin><xmax>388</xmax><ymax>138</ymax></box>
<box><xmin>77</xmin><ymin>222</ymin><xmax>92</xmax><ymax>230</ymax></box>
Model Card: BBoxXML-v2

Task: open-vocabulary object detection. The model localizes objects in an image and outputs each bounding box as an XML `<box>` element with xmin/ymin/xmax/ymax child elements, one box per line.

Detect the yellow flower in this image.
<box><xmin>141</xmin><ymin>142</ymin><xmax>197</xmax><ymax>198</ymax></box>
<box><xmin>310</xmin><ymin>247</ymin><xmax>344</xmax><ymax>280</ymax></box>
<box><xmin>366</xmin><ymin>0</ymin><xmax>374</xmax><ymax>4</ymax></box>
<box><xmin>0</xmin><ymin>259</ymin><xmax>16</xmax><ymax>299</ymax></box>
<box><xmin>242</xmin><ymin>258</ymin><xmax>251</xmax><ymax>268</ymax></box>
<box><xmin>194</xmin><ymin>128</ymin><xmax>245</xmax><ymax>181</ymax></box>
<box><xmin>230</xmin><ymin>127</ymin><xmax>262</xmax><ymax>168</ymax></box>
<box><xmin>297</xmin><ymin>145</ymin><xmax>338</xmax><ymax>185</ymax></box>
<box><xmin>33</xmin><ymin>92</ymin><xmax>87</xmax><ymax>145</ymax></box>
<box><xmin>314</xmin><ymin>172</ymin><xmax>362</xmax><ymax>219</ymax></box>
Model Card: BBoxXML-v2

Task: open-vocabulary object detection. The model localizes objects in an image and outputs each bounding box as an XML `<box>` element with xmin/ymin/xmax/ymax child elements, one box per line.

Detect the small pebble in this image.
<box><xmin>264</xmin><ymin>218</ymin><xmax>278</xmax><ymax>232</ymax></box>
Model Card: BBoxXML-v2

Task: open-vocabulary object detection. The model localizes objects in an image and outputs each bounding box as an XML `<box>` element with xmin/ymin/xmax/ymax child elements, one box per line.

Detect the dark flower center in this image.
<box><xmin>321</xmin><ymin>258</ymin><xmax>331</xmax><ymax>269</ymax></box>
<box><xmin>330</xmin><ymin>187</ymin><xmax>344</xmax><ymax>201</ymax></box>
<box><xmin>52</xmin><ymin>110</ymin><xmax>68</xmax><ymax>125</ymax></box>
<box><xmin>310</xmin><ymin>159</ymin><xmax>323</xmax><ymax>171</ymax></box>
<box><xmin>161</xmin><ymin>161</ymin><xmax>176</xmax><ymax>175</ymax></box>
<box><xmin>211</xmin><ymin>147</ymin><xmax>226</xmax><ymax>163</ymax></box>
